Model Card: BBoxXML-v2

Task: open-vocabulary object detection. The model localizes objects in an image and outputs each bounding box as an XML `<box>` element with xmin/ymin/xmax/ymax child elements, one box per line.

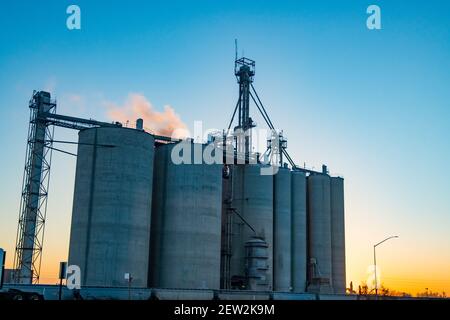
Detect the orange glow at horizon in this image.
<box><xmin>3</xmin><ymin>248</ymin><xmax>449</xmax><ymax>296</ymax></box>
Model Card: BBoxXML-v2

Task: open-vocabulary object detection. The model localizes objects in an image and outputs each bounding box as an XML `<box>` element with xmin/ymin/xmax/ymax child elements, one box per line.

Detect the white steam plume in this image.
<box><xmin>107</xmin><ymin>93</ymin><xmax>188</xmax><ymax>139</ymax></box>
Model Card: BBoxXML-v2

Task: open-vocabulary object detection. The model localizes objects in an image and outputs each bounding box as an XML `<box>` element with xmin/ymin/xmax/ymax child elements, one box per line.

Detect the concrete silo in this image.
<box><xmin>150</xmin><ymin>141</ymin><xmax>223</xmax><ymax>289</ymax></box>
<box><xmin>330</xmin><ymin>177</ymin><xmax>346</xmax><ymax>294</ymax></box>
<box><xmin>273</xmin><ymin>167</ymin><xmax>291</xmax><ymax>292</ymax></box>
<box><xmin>307</xmin><ymin>173</ymin><xmax>333</xmax><ymax>294</ymax></box>
<box><xmin>291</xmin><ymin>170</ymin><xmax>307</xmax><ymax>293</ymax></box>
<box><xmin>68</xmin><ymin>126</ymin><xmax>154</xmax><ymax>287</ymax></box>
<box><xmin>229</xmin><ymin>164</ymin><xmax>274</xmax><ymax>290</ymax></box>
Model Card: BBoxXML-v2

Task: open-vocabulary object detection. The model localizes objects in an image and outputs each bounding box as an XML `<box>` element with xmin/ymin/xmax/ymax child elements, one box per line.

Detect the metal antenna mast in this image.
<box><xmin>13</xmin><ymin>91</ymin><xmax>122</xmax><ymax>284</ymax></box>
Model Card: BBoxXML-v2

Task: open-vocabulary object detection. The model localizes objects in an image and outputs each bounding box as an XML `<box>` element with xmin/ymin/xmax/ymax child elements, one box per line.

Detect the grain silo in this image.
<box><xmin>291</xmin><ymin>170</ymin><xmax>307</xmax><ymax>293</ymax></box>
<box><xmin>149</xmin><ymin>140</ymin><xmax>222</xmax><ymax>289</ymax></box>
<box><xmin>68</xmin><ymin>126</ymin><xmax>154</xmax><ymax>287</ymax></box>
<box><xmin>330</xmin><ymin>177</ymin><xmax>346</xmax><ymax>294</ymax></box>
<box><xmin>14</xmin><ymin>55</ymin><xmax>349</xmax><ymax>299</ymax></box>
<box><xmin>307</xmin><ymin>173</ymin><xmax>333</xmax><ymax>294</ymax></box>
<box><xmin>229</xmin><ymin>164</ymin><xmax>274</xmax><ymax>290</ymax></box>
<box><xmin>273</xmin><ymin>167</ymin><xmax>291</xmax><ymax>291</ymax></box>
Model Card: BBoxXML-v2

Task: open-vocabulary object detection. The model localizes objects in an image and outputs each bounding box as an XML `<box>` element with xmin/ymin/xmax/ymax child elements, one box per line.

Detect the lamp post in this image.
<box><xmin>125</xmin><ymin>273</ymin><xmax>132</xmax><ymax>300</ymax></box>
<box><xmin>373</xmin><ymin>235</ymin><xmax>398</xmax><ymax>298</ymax></box>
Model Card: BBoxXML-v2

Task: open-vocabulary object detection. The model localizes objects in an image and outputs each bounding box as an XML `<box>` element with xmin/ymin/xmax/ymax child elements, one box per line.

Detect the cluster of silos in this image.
<box><xmin>222</xmin><ymin>165</ymin><xmax>308</xmax><ymax>293</ymax></box>
<box><xmin>69</xmin><ymin>127</ymin><xmax>223</xmax><ymax>289</ymax></box>
<box><xmin>222</xmin><ymin>165</ymin><xmax>345</xmax><ymax>294</ymax></box>
<box><xmin>67</xmin><ymin>124</ymin><xmax>345</xmax><ymax>293</ymax></box>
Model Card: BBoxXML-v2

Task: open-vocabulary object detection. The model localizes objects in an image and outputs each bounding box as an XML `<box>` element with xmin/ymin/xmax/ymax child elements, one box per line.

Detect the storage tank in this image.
<box><xmin>150</xmin><ymin>141</ymin><xmax>222</xmax><ymax>289</ymax></box>
<box><xmin>245</xmin><ymin>237</ymin><xmax>269</xmax><ymax>291</ymax></box>
<box><xmin>330</xmin><ymin>177</ymin><xmax>346</xmax><ymax>294</ymax></box>
<box><xmin>291</xmin><ymin>170</ymin><xmax>307</xmax><ymax>292</ymax></box>
<box><xmin>230</xmin><ymin>164</ymin><xmax>273</xmax><ymax>290</ymax></box>
<box><xmin>273</xmin><ymin>167</ymin><xmax>291</xmax><ymax>291</ymax></box>
<box><xmin>307</xmin><ymin>173</ymin><xmax>333</xmax><ymax>293</ymax></box>
<box><xmin>68</xmin><ymin>127</ymin><xmax>154</xmax><ymax>287</ymax></box>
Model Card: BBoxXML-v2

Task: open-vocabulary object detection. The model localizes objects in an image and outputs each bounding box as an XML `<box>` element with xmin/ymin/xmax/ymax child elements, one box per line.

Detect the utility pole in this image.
<box><xmin>125</xmin><ymin>273</ymin><xmax>132</xmax><ymax>300</ymax></box>
<box><xmin>58</xmin><ymin>262</ymin><xmax>67</xmax><ymax>300</ymax></box>
<box><xmin>373</xmin><ymin>235</ymin><xmax>399</xmax><ymax>298</ymax></box>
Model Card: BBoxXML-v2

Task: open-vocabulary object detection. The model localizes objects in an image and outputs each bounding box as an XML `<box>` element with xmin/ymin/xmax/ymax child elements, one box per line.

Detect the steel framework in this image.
<box><xmin>234</xmin><ymin>57</ymin><xmax>256</xmax><ymax>158</ymax></box>
<box><xmin>13</xmin><ymin>91</ymin><xmax>123</xmax><ymax>284</ymax></box>
<box><xmin>13</xmin><ymin>91</ymin><xmax>56</xmax><ymax>284</ymax></box>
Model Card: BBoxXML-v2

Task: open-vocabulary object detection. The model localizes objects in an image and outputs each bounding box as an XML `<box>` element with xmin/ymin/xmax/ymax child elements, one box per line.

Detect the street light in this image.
<box><xmin>373</xmin><ymin>235</ymin><xmax>399</xmax><ymax>298</ymax></box>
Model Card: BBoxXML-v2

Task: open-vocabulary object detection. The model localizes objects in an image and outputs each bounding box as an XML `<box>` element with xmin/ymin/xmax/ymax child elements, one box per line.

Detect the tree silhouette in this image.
<box><xmin>417</xmin><ymin>289</ymin><xmax>447</xmax><ymax>298</ymax></box>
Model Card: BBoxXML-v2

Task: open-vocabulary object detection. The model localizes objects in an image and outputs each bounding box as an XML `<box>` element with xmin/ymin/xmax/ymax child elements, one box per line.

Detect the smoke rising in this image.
<box><xmin>107</xmin><ymin>93</ymin><xmax>188</xmax><ymax>138</ymax></box>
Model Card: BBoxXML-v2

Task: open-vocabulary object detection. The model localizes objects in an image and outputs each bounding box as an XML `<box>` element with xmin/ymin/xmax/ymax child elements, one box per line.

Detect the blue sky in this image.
<box><xmin>0</xmin><ymin>0</ymin><xmax>449</xmax><ymax>292</ymax></box>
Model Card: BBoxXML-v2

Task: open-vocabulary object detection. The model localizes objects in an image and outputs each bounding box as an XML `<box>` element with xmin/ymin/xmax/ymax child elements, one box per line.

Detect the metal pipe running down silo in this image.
<box><xmin>229</xmin><ymin>164</ymin><xmax>274</xmax><ymax>291</ymax></box>
<box><xmin>220</xmin><ymin>167</ymin><xmax>233</xmax><ymax>290</ymax></box>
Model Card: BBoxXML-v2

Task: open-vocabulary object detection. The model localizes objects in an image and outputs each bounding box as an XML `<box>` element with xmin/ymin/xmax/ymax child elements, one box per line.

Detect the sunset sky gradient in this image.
<box><xmin>0</xmin><ymin>0</ymin><xmax>449</xmax><ymax>295</ymax></box>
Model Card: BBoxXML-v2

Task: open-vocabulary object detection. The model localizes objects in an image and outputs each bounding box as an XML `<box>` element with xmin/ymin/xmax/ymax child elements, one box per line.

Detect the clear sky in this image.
<box><xmin>0</xmin><ymin>0</ymin><xmax>449</xmax><ymax>295</ymax></box>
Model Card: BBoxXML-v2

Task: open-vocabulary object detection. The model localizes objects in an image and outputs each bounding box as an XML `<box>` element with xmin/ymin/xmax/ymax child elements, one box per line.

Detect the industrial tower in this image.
<box><xmin>13</xmin><ymin>92</ymin><xmax>55</xmax><ymax>284</ymax></box>
<box><xmin>13</xmin><ymin>91</ymin><xmax>122</xmax><ymax>284</ymax></box>
<box><xmin>227</xmin><ymin>56</ymin><xmax>295</xmax><ymax>169</ymax></box>
<box><xmin>234</xmin><ymin>57</ymin><xmax>256</xmax><ymax>158</ymax></box>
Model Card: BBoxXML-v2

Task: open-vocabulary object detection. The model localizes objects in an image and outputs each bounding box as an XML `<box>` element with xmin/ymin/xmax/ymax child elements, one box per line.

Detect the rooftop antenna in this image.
<box><xmin>235</xmin><ymin>39</ymin><xmax>238</xmax><ymax>61</ymax></box>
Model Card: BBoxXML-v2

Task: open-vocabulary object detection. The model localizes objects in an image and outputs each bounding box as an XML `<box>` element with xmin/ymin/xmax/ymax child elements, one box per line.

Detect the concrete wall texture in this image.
<box><xmin>68</xmin><ymin>127</ymin><xmax>155</xmax><ymax>287</ymax></box>
<box><xmin>273</xmin><ymin>168</ymin><xmax>292</xmax><ymax>291</ymax></box>
<box><xmin>150</xmin><ymin>142</ymin><xmax>223</xmax><ymax>290</ymax></box>
<box><xmin>331</xmin><ymin>177</ymin><xmax>346</xmax><ymax>294</ymax></box>
<box><xmin>307</xmin><ymin>174</ymin><xmax>333</xmax><ymax>289</ymax></box>
<box><xmin>291</xmin><ymin>171</ymin><xmax>307</xmax><ymax>293</ymax></box>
